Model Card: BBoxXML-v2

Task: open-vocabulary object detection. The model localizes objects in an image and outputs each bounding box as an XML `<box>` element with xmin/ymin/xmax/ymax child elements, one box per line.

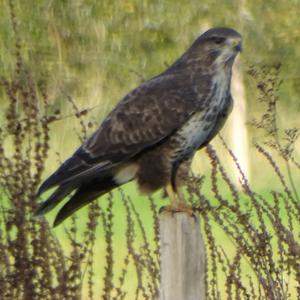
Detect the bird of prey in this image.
<box><xmin>35</xmin><ymin>27</ymin><xmax>242</xmax><ymax>226</ymax></box>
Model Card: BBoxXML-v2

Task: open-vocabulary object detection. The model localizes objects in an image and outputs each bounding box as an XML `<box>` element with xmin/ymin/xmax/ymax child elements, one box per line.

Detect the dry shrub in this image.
<box><xmin>190</xmin><ymin>64</ymin><xmax>300</xmax><ymax>300</ymax></box>
<box><xmin>0</xmin><ymin>2</ymin><xmax>94</xmax><ymax>299</ymax></box>
<box><xmin>0</xmin><ymin>5</ymin><xmax>159</xmax><ymax>299</ymax></box>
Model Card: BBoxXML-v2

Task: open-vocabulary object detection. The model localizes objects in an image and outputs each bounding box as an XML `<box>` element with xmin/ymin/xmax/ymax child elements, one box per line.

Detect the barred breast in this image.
<box><xmin>171</xmin><ymin>73</ymin><xmax>232</xmax><ymax>161</ymax></box>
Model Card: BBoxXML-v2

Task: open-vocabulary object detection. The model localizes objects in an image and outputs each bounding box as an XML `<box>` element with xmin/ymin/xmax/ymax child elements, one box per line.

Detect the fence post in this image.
<box><xmin>159</xmin><ymin>211</ymin><xmax>206</xmax><ymax>300</ymax></box>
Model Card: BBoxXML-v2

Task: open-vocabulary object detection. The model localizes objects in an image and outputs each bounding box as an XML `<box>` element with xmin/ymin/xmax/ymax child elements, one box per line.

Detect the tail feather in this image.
<box><xmin>36</xmin><ymin>155</ymin><xmax>85</xmax><ymax>197</ymax></box>
<box><xmin>36</xmin><ymin>154</ymin><xmax>111</xmax><ymax>197</ymax></box>
<box><xmin>53</xmin><ymin>176</ymin><xmax>117</xmax><ymax>227</ymax></box>
<box><xmin>34</xmin><ymin>184</ymin><xmax>75</xmax><ymax>217</ymax></box>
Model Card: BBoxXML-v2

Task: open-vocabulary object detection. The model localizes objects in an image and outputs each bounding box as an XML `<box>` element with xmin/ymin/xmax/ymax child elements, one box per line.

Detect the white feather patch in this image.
<box><xmin>113</xmin><ymin>163</ymin><xmax>139</xmax><ymax>184</ymax></box>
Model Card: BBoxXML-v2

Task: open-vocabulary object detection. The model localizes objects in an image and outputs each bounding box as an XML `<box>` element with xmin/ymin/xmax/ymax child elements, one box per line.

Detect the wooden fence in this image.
<box><xmin>159</xmin><ymin>212</ymin><xmax>206</xmax><ymax>300</ymax></box>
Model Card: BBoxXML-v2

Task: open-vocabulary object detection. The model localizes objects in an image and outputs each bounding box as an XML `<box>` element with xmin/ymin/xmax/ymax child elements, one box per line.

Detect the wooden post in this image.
<box><xmin>159</xmin><ymin>212</ymin><xmax>206</xmax><ymax>300</ymax></box>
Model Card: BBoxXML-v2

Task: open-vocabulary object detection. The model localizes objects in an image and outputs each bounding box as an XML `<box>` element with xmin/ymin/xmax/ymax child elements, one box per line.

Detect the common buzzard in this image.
<box><xmin>35</xmin><ymin>27</ymin><xmax>242</xmax><ymax>226</ymax></box>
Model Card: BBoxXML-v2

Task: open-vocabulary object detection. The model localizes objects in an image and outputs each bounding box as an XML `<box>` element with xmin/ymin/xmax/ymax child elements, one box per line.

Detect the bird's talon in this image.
<box><xmin>159</xmin><ymin>203</ymin><xmax>196</xmax><ymax>219</ymax></box>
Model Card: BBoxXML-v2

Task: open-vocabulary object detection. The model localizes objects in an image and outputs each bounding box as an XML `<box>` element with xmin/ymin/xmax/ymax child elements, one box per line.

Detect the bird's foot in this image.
<box><xmin>159</xmin><ymin>201</ymin><xmax>196</xmax><ymax>219</ymax></box>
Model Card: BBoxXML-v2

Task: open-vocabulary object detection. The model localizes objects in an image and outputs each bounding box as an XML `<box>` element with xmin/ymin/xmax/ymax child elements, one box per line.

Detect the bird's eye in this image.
<box><xmin>211</xmin><ymin>37</ymin><xmax>225</xmax><ymax>45</ymax></box>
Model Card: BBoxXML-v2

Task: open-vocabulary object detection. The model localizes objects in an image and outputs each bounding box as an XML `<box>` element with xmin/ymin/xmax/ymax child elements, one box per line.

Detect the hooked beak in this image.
<box><xmin>231</xmin><ymin>38</ymin><xmax>242</xmax><ymax>52</ymax></box>
<box><xmin>234</xmin><ymin>41</ymin><xmax>242</xmax><ymax>52</ymax></box>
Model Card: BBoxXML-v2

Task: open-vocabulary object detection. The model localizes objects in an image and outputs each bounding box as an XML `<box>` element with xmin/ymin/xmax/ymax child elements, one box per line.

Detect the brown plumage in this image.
<box><xmin>35</xmin><ymin>27</ymin><xmax>242</xmax><ymax>226</ymax></box>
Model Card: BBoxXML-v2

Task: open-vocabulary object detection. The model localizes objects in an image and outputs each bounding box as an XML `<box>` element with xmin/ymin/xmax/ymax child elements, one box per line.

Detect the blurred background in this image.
<box><xmin>1</xmin><ymin>0</ymin><xmax>299</xmax><ymax>184</ymax></box>
<box><xmin>1</xmin><ymin>1</ymin><xmax>300</xmax><ymax>298</ymax></box>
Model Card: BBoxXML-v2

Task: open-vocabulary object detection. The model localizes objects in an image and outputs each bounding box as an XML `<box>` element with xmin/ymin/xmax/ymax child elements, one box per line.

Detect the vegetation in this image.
<box><xmin>0</xmin><ymin>0</ymin><xmax>300</xmax><ymax>299</ymax></box>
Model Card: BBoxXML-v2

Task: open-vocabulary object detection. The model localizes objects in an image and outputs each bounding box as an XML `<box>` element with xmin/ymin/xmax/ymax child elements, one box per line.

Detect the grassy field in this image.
<box><xmin>44</xmin><ymin>178</ymin><xmax>300</xmax><ymax>298</ymax></box>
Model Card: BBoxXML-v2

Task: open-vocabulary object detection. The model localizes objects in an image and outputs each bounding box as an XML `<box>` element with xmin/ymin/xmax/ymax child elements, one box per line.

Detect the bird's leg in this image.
<box><xmin>174</xmin><ymin>186</ymin><xmax>195</xmax><ymax>216</ymax></box>
<box><xmin>176</xmin><ymin>187</ymin><xmax>186</xmax><ymax>204</ymax></box>
<box><xmin>166</xmin><ymin>184</ymin><xmax>179</xmax><ymax>206</ymax></box>
<box><xmin>160</xmin><ymin>184</ymin><xmax>194</xmax><ymax>217</ymax></box>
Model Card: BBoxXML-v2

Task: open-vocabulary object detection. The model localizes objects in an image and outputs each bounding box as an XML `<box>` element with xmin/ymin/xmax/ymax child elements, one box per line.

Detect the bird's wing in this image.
<box><xmin>37</xmin><ymin>73</ymin><xmax>211</xmax><ymax>195</ymax></box>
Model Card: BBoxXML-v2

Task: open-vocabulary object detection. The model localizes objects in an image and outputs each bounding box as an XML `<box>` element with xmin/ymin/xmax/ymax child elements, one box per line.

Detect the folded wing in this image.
<box><xmin>35</xmin><ymin>73</ymin><xmax>210</xmax><ymax>218</ymax></box>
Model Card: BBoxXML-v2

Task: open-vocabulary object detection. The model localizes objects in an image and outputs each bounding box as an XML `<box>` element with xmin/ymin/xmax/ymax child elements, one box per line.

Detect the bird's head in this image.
<box><xmin>188</xmin><ymin>27</ymin><xmax>242</xmax><ymax>69</ymax></box>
